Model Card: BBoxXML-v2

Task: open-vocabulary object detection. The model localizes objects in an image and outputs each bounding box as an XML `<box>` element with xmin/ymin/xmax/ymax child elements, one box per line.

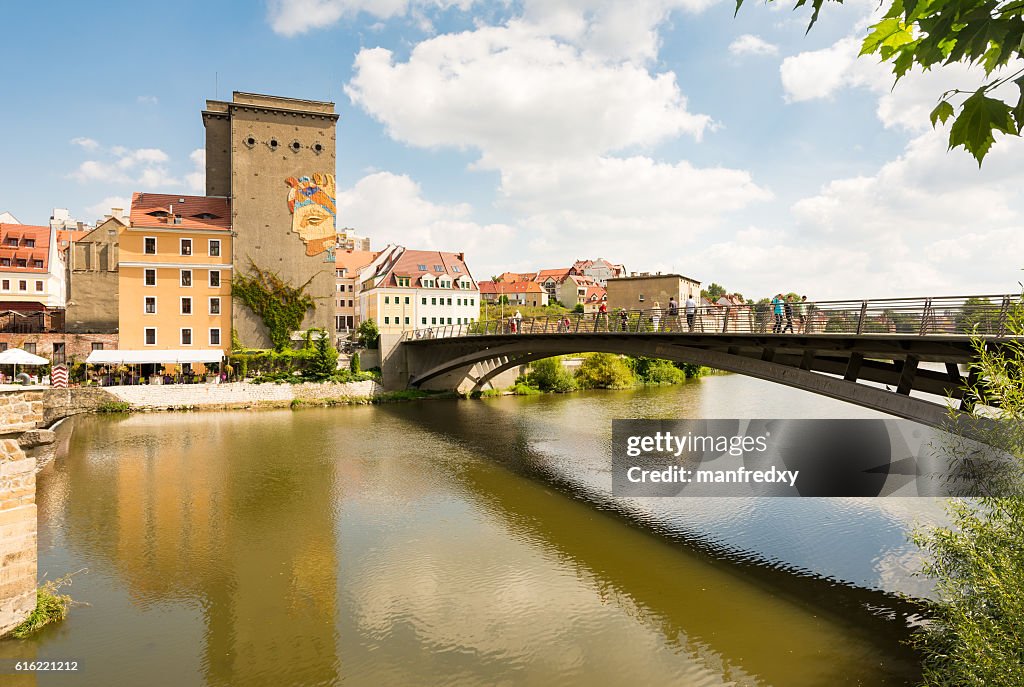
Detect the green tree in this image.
<box><xmin>350</xmin><ymin>351</ymin><xmax>360</xmax><ymax>374</ymax></box>
<box><xmin>572</xmin><ymin>303</ymin><xmax>585</xmax><ymax>314</ymax></box>
<box><xmin>736</xmin><ymin>0</ymin><xmax>1024</xmax><ymax>164</ymax></box>
<box><xmin>910</xmin><ymin>303</ymin><xmax>1024</xmax><ymax>686</ymax></box>
<box><xmin>305</xmin><ymin>330</ymin><xmax>338</xmax><ymax>381</ymax></box>
<box><xmin>527</xmin><ymin>357</ymin><xmax>578</xmax><ymax>392</ymax></box>
<box><xmin>701</xmin><ymin>283</ymin><xmax>727</xmax><ymax>301</ymax></box>
<box><xmin>956</xmin><ymin>296</ymin><xmax>1000</xmax><ymax>333</ymax></box>
<box><xmin>575</xmin><ymin>353</ymin><xmax>636</xmax><ymax>389</ymax></box>
<box><xmin>627</xmin><ymin>356</ymin><xmax>687</xmax><ymax>384</ymax></box>
<box><xmin>357</xmin><ymin>318</ymin><xmax>380</xmax><ymax>349</ymax></box>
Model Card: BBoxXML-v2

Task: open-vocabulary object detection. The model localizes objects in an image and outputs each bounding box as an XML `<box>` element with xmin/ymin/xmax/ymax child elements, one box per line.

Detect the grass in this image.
<box><xmin>7</xmin><ymin>578</ymin><xmax>73</xmax><ymax>639</ymax></box>
<box><xmin>95</xmin><ymin>401</ymin><xmax>131</xmax><ymax>413</ymax></box>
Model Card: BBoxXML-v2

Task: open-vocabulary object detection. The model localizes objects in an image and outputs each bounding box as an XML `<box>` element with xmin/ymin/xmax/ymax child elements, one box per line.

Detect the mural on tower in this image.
<box><xmin>286</xmin><ymin>173</ymin><xmax>338</xmax><ymax>256</ymax></box>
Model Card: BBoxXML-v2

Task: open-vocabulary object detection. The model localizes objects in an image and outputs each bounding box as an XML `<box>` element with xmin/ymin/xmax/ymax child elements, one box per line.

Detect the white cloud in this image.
<box><xmin>728</xmin><ymin>34</ymin><xmax>778</xmax><ymax>57</ymax></box>
<box><xmin>71</xmin><ymin>137</ymin><xmax>100</xmax><ymax>151</ymax></box>
<box><xmin>68</xmin><ymin>144</ymin><xmax>188</xmax><ymax>192</ymax></box>
<box><xmin>137</xmin><ymin>95</ymin><xmax>159</xmax><ymax>105</ymax></box>
<box><xmin>267</xmin><ymin>0</ymin><xmax>476</xmax><ymax>36</ymax></box>
<box><xmin>185</xmin><ymin>149</ymin><xmax>206</xmax><ymax>193</ymax></box>
<box><xmin>85</xmin><ymin>196</ymin><xmax>132</xmax><ymax>220</ymax></box>
<box><xmin>346</xmin><ymin>23</ymin><xmax>712</xmax><ymax>167</ymax></box>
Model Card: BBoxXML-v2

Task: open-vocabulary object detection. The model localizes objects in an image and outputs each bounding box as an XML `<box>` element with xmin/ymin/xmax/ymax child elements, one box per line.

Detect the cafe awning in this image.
<box><xmin>85</xmin><ymin>349</ymin><xmax>225</xmax><ymax>365</ymax></box>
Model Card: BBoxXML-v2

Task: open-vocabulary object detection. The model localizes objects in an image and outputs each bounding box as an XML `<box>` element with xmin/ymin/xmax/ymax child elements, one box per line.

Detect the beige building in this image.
<box><xmin>203</xmin><ymin>92</ymin><xmax>339</xmax><ymax>347</ymax></box>
<box><xmin>66</xmin><ymin>213</ymin><xmax>126</xmax><ymax>333</ymax></box>
<box><xmin>334</xmin><ymin>249</ymin><xmax>378</xmax><ymax>334</ymax></box>
<box><xmin>117</xmin><ymin>193</ymin><xmax>233</xmax><ymax>354</ymax></box>
<box><xmin>606</xmin><ymin>273</ymin><xmax>701</xmax><ymax>312</ymax></box>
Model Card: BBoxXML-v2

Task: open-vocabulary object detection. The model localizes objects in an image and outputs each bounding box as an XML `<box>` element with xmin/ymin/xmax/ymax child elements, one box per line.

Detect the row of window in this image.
<box><xmin>337</xmin><ymin>299</ymin><xmax>354</xmax><ymax>308</ymax></box>
<box><xmin>335</xmin><ymin>283</ymin><xmax>354</xmax><ymax>292</ymax></box>
<box><xmin>381</xmin><ymin>316</ymin><xmax>476</xmax><ymax>326</ymax></box>
<box><xmin>0</xmin><ymin>278</ymin><xmax>44</xmax><ymax>292</ymax></box>
<box><xmin>142</xmin><ymin>268</ymin><xmax>222</xmax><ymax>288</ymax></box>
<box><xmin>381</xmin><ymin>296</ymin><xmax>477</xmax><ymax>307</ymax></box>
<box><xmin>143</xmin><ymin>296</ymin><xmax>222</xmax><ymax>315</ymax></box>
<box><xmin>394</xmin><ymin>276</ymin><xmax>471</xmax><ymax>289</ymax></box>
<box><xmin>143</xmin><ymin>327</ymin><xmax>221</xmax><ymax>346</ymax></box>
<box><xmin>143</xmin><ymin>237</ymin><xmax>221</xmax><ymax>257</ymax></box>
<box><xmin>415</xmin><ymin>263</ymin><xmax>462</xmax><ymax>274</ymax></box>
<box><xmin>0</xmin><ymin>257</ymin><xmax>44</xmax><ymax>269</ymax></box>
<box><xmin>2</xmin><ymin>237</ymin><xmax>35</xmax><ymax>248</ymax></box>
<box><xmin>1</xmin><ymin>342</ymin><xmax>105</xmax><ymax>354</ymax></box>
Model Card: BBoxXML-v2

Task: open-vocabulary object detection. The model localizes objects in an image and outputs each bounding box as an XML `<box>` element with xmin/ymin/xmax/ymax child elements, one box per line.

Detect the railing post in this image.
<box><xmin>542</xmin><ymin>315</ymin><xmax>549</xmax><ymax>333</ymax></box>
<box><xmin>855</xmin><ymin>301</ymin><xmax>868</xmax><ymax>335</ymax></box>
<box><xmin>996</xmin><ymin>295</ymin><xmax>1011</xmax><ymax>338</ymax></box>
<box><xmin>918</xmin><ymin>298</ymin><xmax>932</xmax><ymax>335</ymax></box>
<box><xmin>574</xmin><ymin>313</ymin><xmax>582</xmax><ymax>333</ymax></box>
<box><xmin>722</xmin><ymin>306</ymin><xmax>730</xmax><ymax>333</ymax></box>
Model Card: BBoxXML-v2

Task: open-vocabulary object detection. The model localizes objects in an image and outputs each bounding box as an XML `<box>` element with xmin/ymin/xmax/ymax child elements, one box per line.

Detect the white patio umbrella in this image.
<box><xmin>0</xmin><ymin>347</ymin><xmax>49</xmax><ymax>381</ymax></box>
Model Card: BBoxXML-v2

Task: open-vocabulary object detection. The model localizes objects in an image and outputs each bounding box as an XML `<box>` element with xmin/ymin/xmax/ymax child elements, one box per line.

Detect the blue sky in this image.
<box><xmin>1</xmin><ymin>0</ymin><xmax>1021</xmax><ymax>299</ymax></box>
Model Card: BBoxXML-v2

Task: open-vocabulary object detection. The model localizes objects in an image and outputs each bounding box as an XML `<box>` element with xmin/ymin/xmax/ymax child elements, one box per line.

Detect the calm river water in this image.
<box><xmin>6</xmin><ymin>375</ymin><xmax>943</xmax><ymax>686</ymax></box>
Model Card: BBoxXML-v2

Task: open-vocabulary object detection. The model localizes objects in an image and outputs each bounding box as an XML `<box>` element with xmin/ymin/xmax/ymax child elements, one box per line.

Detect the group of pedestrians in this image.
<box><xmin>770</xmin><ymin>294</ymin><xmax>808</xmax><ymax>334</ymax></box>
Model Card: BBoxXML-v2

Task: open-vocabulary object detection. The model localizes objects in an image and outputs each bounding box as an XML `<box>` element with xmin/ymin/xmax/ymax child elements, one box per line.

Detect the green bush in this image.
<box><xmin>350</xmin><ymin>351</ymin><xmax>360</xmax><ymax>374</ymax></box>
<box><xmin>527</xmin><ymin>357</ymin><xmax>577</xmax><ymax>392</ymax></box>
<box><xmin>95</xmin><ymin>401</ymin><xmax>131</xmax><ymax>413</ymax></box>
<box><xmin>357</xmin><ymin>319</ymin><xmax>380</xmax><ymax>349</ymax></box>
<box><xmin>509</xmin><ymin>383</ymin><xmax>541</xmax><ymax>395</ymax></box>
<box><xmin>8</xmin><ymin>577</ymin><xmax>73</xmax><ymax>639</ymax></box>
<box><xmin>911</xmin><ymin>301</ymin><xmax>1024</xmax><ymax>687</ymax></box>
<box><xmin>627</xmin><ymin>357</ymin><xmax>686</xmax><ymax>385</ymax></box>
<box><xmin>303</xmin><ymin>330</ymin><xmax>338</xmax><ymax>381</ymax></box>
<box><xmin>575</xmin><ymin>353</ymin><xmax>635</xmax><ymax>389</ymax></box>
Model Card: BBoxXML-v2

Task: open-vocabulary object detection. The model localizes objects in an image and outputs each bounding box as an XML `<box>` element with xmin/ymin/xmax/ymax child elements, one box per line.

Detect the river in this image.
<box><xmin>8</xmin><ymin>375</ymin><xmax>942</xmax><ymax>686</ymax></box>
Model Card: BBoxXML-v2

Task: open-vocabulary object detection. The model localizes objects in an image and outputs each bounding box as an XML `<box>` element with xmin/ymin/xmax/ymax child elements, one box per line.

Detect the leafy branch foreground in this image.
<box><xmin>735</xmin><ymin>0</ymin><xmax>1024</xmax><ymax>164</ymax></box>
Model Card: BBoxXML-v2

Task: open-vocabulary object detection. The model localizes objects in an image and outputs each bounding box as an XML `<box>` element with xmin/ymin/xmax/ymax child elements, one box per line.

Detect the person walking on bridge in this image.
<box><xmin>685</xmin><ymin>294</ymin><xmax>697</xmax><ymax>332</ymax></box>
<box><xmin>783</xmin><ymin>295</ymin><xmax>795</xmax><ymax>333</ymax></box>
<box><xmin>667</xmin><ymin>297</ymin><xmax>679</xmax><ymax>332</ymax></box>
<box><xmin>514</xmin><ymin>309</ymin><xmax>523</xmax><ymax>334</ymax></box>
<box><xmin>771</xmin><ymin>294</ymin><xmax>784</xmax><ymax>333</ymax></box>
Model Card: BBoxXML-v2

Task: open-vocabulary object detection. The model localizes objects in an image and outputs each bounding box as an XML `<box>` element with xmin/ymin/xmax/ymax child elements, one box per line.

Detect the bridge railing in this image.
<box><xmin>400</xmin><ymin>294</ymin><xmax>1021</xmax><ymax>341</ymax></box>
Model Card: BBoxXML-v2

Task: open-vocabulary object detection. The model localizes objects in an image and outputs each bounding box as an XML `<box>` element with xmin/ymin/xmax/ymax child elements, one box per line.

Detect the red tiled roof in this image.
<box><xmin>380</xmin><ymin>249</ymin><xmax>476</xmax><ymax>288</ymax></box>
<box><xmin>0</xmin><ymin>224</ymin><xmax>50</xmax><ymax>273</ymax></box>
<box><xmin>585</xmin><ymin>286</ymin><xmax>606</xmax><ymax>301</ymax></box>
<box><xmin>480</xmin><ymin>280</ymin><xmax>541</xmax><ymax>294</ymax></box>
<box><xmin>333</xmin><ymin>250</ymin><xmax>379</xmax><ymax>273</ymax></box>
<box><xmin>129</xmin><ymin>192</ymin><xmax>231</xmax><ymax>231</ymax></box>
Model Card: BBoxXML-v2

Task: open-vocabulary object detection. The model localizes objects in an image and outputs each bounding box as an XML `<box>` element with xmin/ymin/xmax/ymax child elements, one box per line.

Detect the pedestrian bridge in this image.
<box><xmin>395</xmin><ymin>294</ymin><xmax>1021</xmax><ymax>432</ymax></box>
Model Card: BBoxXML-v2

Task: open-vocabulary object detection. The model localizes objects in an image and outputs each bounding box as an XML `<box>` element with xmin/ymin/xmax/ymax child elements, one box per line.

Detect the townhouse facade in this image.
<box><xmin>118</xmin><ymin>193</ymin><xmax>233</xmax><ymax>354</ymax></box>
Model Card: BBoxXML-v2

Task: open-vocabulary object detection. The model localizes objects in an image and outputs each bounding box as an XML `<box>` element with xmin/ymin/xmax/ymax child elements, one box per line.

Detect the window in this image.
<box><xmin>145</xmin><ymin>328</ymin><xmax>157</xmax><ymax>346</ymax></box>
<box><xmin>145</xmin><ymin>269</ymin><xmax>156</xmax><ymax>286</ymax></box>
<box><xmin>453</xmin><ymin>266</ymin><xmax>460</xmax><ymax>272</ymax></box>
<box><xmin>0</xmin><ymin>343</ymin><xmax>7</xmax><ymax>351</ymax></box>
<box><xmin>385</xmin><ymin>296</ymin><xmax>390</xmax><ymax>304</ymax></box>
<box><xmin>91</xmin><ymin>342</ymin><xmax>104</xmax><ymax>351</ymax></box>
<box><xmin>210</xmin><ymin>297</ymin><xmax>220</xmax><ymax>315</ymax></box>
<box><xmin>421</xmin><ymin>317</ymin><xmax>427</xmax><ymax>325</ymax></box>
<box><xmin>16</xmin><ymin>259</ymin><xmax>26</xmax><ymax>268</ymax></box>
<box><xmin>431</xmin><ymin>297</ymin><xmax>437</xmax><ymax>305</ymax></box>
<box><xmin>2</xmin><ymin>238</ymin><xmax>15</xmax><ymax>246</ymax></box>
<box><xmin>181</xmin><ymin>297</ymin><xmax>192</xmax><ymax>315</ymax></box>
<box><xmin>144</xmin><ymin>237</ymin><xmax>157</xmax><ymax>255</ymax></box>
<box><xmin>180</xmin><ymin>239</ymin><xmax>192</xmax><ymax>256</ymax></box>
<box><xmin>404</xmin><ymin>296</ymin><xmax>410</xmax><ymax>305</ymax></box>
<box><xmin>35</xmin><ymin>281</ymin><xmax>43</xmax><ymax>292</ymax></box>
<box><xmin>384</xmin><ymin>316</ymin><xmax>390</xmax><ymax>324</ymax></box>
<box><xmin>209</xmin><ymin>328</ymin><xmax>221</xmax><ymax>346</ymax></box>
<box><xmin>421</xmin><ymin>297</ymin><xmax>427</xmax><ymax>305</ymax></box>
<box><xmin>347</xmin><ymin>284</ymin><xmax>352</xmax><ymax>292</ymax></box>
<box><xmin>209</xmin><ymin>239</ymin><xmax>221</xmax><ymax>257</ymax></box>
<box><xmin>181</xmin><ymin>328</ymin><xmax>192</xmax><ymax>346</ymax></box>
<box><xmin>180</xmin><ymin>270</ymin><xmax>192</xmax><ymax>287</ymax></box>
<box><xmin>397</xmin><ymin>277</ymin><xmax>410</xmax><ymax>287</ymax></box>
<box><xmin>447</xmin><ymin>298</ymin><xmax>452</xmax><ymax>306</ymax></box>
<box><xmin>431</xmin><ymin>317</ymin><xmax>437</xmax><ymax>325</ymax></box>
<box><xmin>404</xmin><ymin>317</ymin><xmax>410</xmax><ymax>325</ymax></box>
<box><xmin>417</xmin><ymin>264</ymin><xmax>427</xmax><ymax>271</ymax></box>
<box><xmin>52</xmin><ymin>342</ymin><xmax>65</xmax><ymax>363</ymax></box>
<box><xmin>471</xmin><ymin>298</ymin><xmax>475</xmax><ymax>306</ymax></box>
<box><xmin>447</xmin><ymin>318</ymin><xmax>453</xmax><ymax>324</ymax></box>
<box><xmin>24</xmin><ymin>239</ymin><xmax>35</xmax><ymax>248</ymax></box>
<box><xmin>209</xmin><ymin>270</ymin><xmax>220</xmax><ymax>288</ymax></box>
<box><xmin>23</xmin><ymin>343</ymin><xmax>36</xmax><ymax>354</ymax></box>
<box><xmin>18</xmin><ymin>280</ymin><xmax>26</xmax><ymax>291</ymax></box>
<box><xmin>145</xmin><ymin>296</ymin><xmax>157</xmax><ymax>314</ymax></box>
<box><xmin>32</xmin><ymin>260</ymin><xmax>43</xmax><ymax>269</ymax></box>
<box><xmin>336</xmin><ymin>269</ymin><xmax>343</xmax><ymax>278</ymax></box>
<box><xmin>1</xmin><ymin>280</ymin><xmax>7</xmax><ymax>290</ymax></box>
<box><xmin>0</xmin><ymin>259</ymin><xmax>8</xmax><ymax>267</ymax></box>
<box><xmin>434</xmin><ymin>265</ymin><xmax>443</xmax><ymax>272</ymax></box>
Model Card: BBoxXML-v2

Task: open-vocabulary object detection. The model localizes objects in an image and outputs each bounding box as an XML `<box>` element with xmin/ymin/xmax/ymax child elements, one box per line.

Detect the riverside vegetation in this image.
<box><xmin>908</xmin><ymin>305</ymin><xmax>1024</xmax><ymax>687</ymax></box>
<box><xmin>503</xmin><ymin>354</ymin><xmax>710</xmax><ymax>395</ymax></box>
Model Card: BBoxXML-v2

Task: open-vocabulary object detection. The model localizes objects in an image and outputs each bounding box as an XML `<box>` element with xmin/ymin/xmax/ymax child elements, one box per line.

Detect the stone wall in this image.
<box><xmin>104</xmin><ymin>380</ymin><xmax>382</xmax><ymax>409</ymax></box>
<box><xmin>41</xmin><ymin>387</ymin><xmax>118</xmax><ymax>426</ymax></box>
<box><xmin>0</xmin><ymin>332</ymin><xmax>118</xmax><ymax>363</ymax></box>
<box><xmin>0</xmin><ymin>398</ymin><xmax>37</xmax><ymax>636</ymax></box>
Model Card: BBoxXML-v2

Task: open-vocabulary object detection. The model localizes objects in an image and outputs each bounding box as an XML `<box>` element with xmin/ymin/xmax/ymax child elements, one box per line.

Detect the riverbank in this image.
<box><xmin>99</xmin><ymin>379</ymin><xmax>384</xmax><ymax>411</ymax></box>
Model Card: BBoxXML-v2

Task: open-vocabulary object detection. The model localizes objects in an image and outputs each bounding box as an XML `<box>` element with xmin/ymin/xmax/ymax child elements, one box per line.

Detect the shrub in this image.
<box><xmin>304</xmin><ymin>330</ymin><xmax>338</xmax><ymax>381</ymax></box>
<box><xmin>527</xmin><ymin>357</ymin><xmax>577</xmax><ymax>392</ymax></box>
<box><xmin>575</xmin><ymin>353</ymin><xmax>635</xmax><ymax>389</ymax></box>
<box><xmin>357</xmin><ymin>319</ymin><xmax>380</xmax><ymax>349</ymax></box>
<box><xmin>350</xmin><ymin>351</ymin><xmax>360</xmax><ymax>374</ymax></box>
<box><xmin>96</xmin><ymin>401</ymin><xmax>131</xmax><ymax>413</ymax></box>
<box><xmin>509</xmin><ymin>383</ymin><xmax>541</xmax><ymax>395</ymax></box>
<box><xmin>8</xmin><ymin>577</ymin><xmax>73</xmax><ymax>639</ymax></box>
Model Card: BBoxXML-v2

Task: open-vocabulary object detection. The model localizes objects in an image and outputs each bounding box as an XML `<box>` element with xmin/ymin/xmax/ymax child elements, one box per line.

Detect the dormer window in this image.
<box><xmin>23</xmin><ymin>239</ymin><xmax>35</xmax><ymax>248</ymax></box>
<box><xmin>434</xmin><ymin>265</ymin><xmax>444</xmax><ymax>272</ymax></box>
<box><xmin>0</xmin><ymin>259</ymin><xmax>9</xmax><ymax>267</ymax></box>
<box><xmin>16</xmin><ymin>259</ymin><xmax>26</xmax><ymax>268</ymax></box>
<box><xmin>417</xmin><ymin>264</ymin><xmax>427</xmax><ymax>271</ymax></box>
<box><xmin>4</xmin><ymin>238</ymin><xmax>17</xmax><ymax>246</ymax></box>
<box><xmin>452</xmin><ymin>266</ymin><xmax>460</xmax><ymax>273</ymax></box>
<box><xmin>32</xmin><ymin>260</ymin><xmax>43</xmax><ymax>268</ymax></box>
<box><xmin>193</xmin><ymin>212</ymin><xmax>219</xmax><ymax>221</ymax></box>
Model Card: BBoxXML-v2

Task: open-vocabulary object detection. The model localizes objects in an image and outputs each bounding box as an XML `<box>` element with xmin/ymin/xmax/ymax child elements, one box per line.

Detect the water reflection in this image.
<box><xmin>20</xmin><ymin>377</ymin><xmax>927</xmax><ymax>686</ymax></box>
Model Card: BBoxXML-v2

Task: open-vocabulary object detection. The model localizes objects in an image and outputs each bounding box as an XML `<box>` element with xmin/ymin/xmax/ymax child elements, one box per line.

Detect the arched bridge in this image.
<box><xmin>394</xmin><ymin>294</ymin><xmax>1021</xmax><ymax>432</ymax></box>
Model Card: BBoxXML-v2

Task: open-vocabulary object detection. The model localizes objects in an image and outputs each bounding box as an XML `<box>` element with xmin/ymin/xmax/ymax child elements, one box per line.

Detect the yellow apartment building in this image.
<box><xmin>117</xmin><ymin>193</ymin><xmax>232</xmax><ymax>362</ymax></box>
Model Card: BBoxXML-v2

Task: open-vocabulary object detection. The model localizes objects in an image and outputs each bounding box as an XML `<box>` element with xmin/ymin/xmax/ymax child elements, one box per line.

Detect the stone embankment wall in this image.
<box><xmin>103</xmin><ymin>380</ymin><xmax>382</xmax><ymax>410</ymax></box>
<box><xmin>0</xmin><ymin>394</ymin><xmax>38</xmax><ymax>636</ymax></box>
<box><xmin>41</xmin><ymin>387</ymin><xmax>118</xmax><ymax>426</ymax></box>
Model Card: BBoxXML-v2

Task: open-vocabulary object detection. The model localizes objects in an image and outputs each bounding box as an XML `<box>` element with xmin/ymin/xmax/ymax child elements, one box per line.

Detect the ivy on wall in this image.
<box><xmin>231</xmin><ymin>261</ymin><xmax>317</xmax><ymax>352</ymax></box>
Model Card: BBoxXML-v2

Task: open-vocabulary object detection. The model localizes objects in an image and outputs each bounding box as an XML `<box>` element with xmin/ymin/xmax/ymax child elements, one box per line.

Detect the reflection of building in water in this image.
<box><xmin>60</xmin><ymin>415</ymin><xmax>339</xmax><ymax>685</ymax></box>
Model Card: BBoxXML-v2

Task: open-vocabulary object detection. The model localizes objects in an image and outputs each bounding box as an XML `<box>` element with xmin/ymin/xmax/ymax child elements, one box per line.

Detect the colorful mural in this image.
<box><xmin>286</xmin><ymin>173</ymin><xmax>338</xmax><ymax>256</ymax></box>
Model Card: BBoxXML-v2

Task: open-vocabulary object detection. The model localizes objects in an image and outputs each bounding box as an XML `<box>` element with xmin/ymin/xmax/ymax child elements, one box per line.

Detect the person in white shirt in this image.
<box><xmin>685</xmin><ymin>295</ymin><xmax>697</xmax><ymax>331</ymax></box>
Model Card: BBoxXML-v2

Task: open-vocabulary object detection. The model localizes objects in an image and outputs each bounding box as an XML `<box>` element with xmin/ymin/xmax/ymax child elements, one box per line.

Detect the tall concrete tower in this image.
<box><xmin>202</xmin><ymin>92</ymin><xmax>340</xmax><ymax>348</ymax></box>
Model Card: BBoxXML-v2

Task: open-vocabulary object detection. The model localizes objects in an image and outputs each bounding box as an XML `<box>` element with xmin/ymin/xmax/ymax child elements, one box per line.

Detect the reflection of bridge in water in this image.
<box><xmin>395</xmin><ymin>294</ymin><xmax>1022</xmax><ymax>433</ymax></box>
